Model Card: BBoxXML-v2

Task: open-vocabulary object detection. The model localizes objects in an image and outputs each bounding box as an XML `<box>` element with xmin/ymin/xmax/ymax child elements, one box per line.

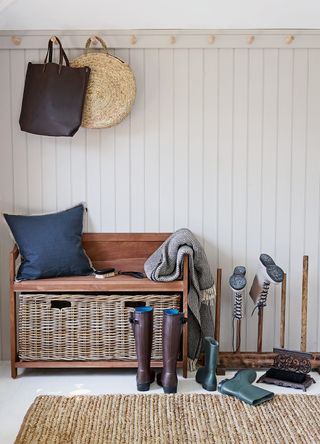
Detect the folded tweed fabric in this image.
<box><xmin>144</xmin><ymin>228</ymin><xmax>215</xmax><ymax>370</ymax></box>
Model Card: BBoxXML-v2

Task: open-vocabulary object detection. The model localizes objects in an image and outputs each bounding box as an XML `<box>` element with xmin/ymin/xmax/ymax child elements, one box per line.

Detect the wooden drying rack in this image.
<box><xmin>214</xmin><ymin>256</ymin><xmax>320</xmax><ymax>372</ymax></box>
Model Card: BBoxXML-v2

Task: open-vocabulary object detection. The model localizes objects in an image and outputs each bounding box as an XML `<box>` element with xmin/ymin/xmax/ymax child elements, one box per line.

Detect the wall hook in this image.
<box><xmin>50</xmin><ymin>36</ymin><xmax>58</xmax><ymax>45</ymax></box>
<box><xmin>170</xmin><ymin>35</ymin><xmax>176</xmax><ymax>45</ymax></box>
<box><xmin>11</xmin><ymin>35</ymin><xmax>21</xmax><ymax>46</ymax></box>
<box><xmin>208</xmin><ymin>35</ymin><xmax>215</xmax><ymax>44</ymax></box>
<box><xmin>286</xmin><ymin>35</ymin><xmax>295</xmax><ymax>44</ymax></box>
<box><xmin>90</xmin><ymin>35</ymin><xmax>98</xmax><ymax>45</ymax></box>
<box><xmin>131</xmin><ymin>35</ymin><xmax>137</xmax><ymax>45</ymax></box>
<box><xmin>247</xmin><ymin>35</ymin><xmax>255</xmax><ymax>45</ymax></box>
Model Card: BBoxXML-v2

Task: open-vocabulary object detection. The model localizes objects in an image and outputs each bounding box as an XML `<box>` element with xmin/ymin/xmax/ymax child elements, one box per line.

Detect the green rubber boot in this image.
<box><xmin>218</xmin><ymin>369</ymin><xmax>274</xmax><ymax>406</ymax></box>
<box><xmin>196</xmin><ymin>337</ymin><xmax>219</xmax><ymax>391</ymax></box>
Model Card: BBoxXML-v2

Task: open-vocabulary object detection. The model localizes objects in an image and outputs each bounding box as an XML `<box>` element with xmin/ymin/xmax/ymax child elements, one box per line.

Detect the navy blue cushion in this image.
<box><xmin>4</xmin><ymin>204</ymin><xmax>93</xmax><ymax>280</ymax></box>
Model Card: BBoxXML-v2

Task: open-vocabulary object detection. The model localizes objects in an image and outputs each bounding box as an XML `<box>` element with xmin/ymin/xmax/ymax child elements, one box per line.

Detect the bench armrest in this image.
<box><xmin>183</xmin><ymin>254</ymin><xmax>189</xmax><ymax>282</ymax></box>
<box><xmin>10</xmin><ymin>245</ymin><xmax>19</xmax><ymax>284</ymax></box>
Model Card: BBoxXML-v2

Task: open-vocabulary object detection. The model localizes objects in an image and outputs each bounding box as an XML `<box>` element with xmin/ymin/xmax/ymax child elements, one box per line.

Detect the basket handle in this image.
<box><xmin>51</xmin><ymin>300</ymin><xmax>71</xmax><ymax>310</ymax></box>
<box><xmin>125</xmin><ymin>301</ymin><xmax>146</xmax><ymax>308</ymax></box>
<box><xmin>85</xmin><ymin>36</ymin><xmax>108</xmax><ymax>52</ymax></box>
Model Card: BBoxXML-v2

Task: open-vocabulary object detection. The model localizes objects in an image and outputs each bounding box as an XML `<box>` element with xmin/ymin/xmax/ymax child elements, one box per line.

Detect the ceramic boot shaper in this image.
<box><xmin>229</xmin><ymin>266</ymin><xmax>246</xmax><ymax>351</ymax></box>
<box><xmin>229</xmin><ymin>266</ymin><xmax>246</xmax><ymax>320</ymax></box>
<box><xmin>249</xmin><ymin>254</ymin><xmax>284</xmax><ymax>314</ymax></box>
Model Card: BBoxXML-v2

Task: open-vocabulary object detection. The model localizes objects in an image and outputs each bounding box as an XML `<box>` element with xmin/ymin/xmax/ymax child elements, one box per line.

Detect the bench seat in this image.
<box><xmin>14</xmin><ymin>274</ymin><xmax>184</xmax><ymax>293</ymax></box>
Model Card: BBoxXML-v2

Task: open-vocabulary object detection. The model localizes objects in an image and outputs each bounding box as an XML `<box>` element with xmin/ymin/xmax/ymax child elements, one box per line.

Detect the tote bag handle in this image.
<box><xmin>43</xmin><ymin>36</ymin><xmax>70</xmax><ymax>73</ymax></box>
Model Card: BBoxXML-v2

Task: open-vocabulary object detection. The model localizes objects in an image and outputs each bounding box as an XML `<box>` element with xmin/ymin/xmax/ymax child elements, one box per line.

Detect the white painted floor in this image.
<box><xmin>0</xmin><ymin>361</ymin><xmax>319</xmax><ymax>444</ymax></box>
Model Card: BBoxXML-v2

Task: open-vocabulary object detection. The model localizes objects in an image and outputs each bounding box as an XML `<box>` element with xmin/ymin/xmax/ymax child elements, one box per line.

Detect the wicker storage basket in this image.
<box><xmin>18</xmin><ymin>293</ymin><xmax>180</xmax><ymax>361</ymax></box>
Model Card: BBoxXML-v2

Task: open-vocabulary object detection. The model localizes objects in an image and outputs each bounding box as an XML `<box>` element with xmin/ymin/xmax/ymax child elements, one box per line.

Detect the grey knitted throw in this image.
<box><xmin>144</xmin><ymin>228</ymin><xmax>215</xmax><ymax>370</ymax></box>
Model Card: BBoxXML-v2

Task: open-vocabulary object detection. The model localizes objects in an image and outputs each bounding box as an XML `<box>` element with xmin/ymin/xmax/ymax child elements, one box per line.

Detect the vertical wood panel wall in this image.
<box><xmin>0</xmin><ymin>31</ymin><xmax>320</xmax><ymax>359</ymax></box>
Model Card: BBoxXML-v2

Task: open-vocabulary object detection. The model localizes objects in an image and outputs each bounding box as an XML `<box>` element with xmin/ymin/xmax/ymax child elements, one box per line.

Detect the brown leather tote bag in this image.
<box><xmin>19</xmin><ymin>37</ymin><xmax>90</xmax><ymax>137</ymax></box>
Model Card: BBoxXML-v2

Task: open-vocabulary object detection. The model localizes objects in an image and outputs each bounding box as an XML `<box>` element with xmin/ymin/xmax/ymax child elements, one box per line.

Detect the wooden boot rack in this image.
<box><xmin>214</xmin><ymin>256</ymin><xmax>320</xmax><ymax>373</ymax></box>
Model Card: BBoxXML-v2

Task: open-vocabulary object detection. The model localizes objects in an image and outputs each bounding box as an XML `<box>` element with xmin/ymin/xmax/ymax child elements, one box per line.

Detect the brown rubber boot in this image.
<box><xmin>129</xmin><ymin>306</ymin><xmax>155</xmax><ymax>391</ymax></box>
<box><xmin>157</xmin><ymin>309</ymin><xmax>187</xmax><ymax>394</ymax></box>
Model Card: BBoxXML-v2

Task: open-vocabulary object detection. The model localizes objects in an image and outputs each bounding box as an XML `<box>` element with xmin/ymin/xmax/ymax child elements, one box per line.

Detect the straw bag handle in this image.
<box><xmin>85</xmin><ymin>36</ymin><xmax>108</xmax><ymax>52</ymax></box>
<box><xmin>84</xmin><ymin>36</ymin><xmax>126</xmax><ymax>64</ymax></box>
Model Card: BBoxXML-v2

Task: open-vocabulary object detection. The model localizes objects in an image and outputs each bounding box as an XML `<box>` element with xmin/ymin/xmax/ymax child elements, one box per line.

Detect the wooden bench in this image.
<box><xmin>10</xmin><ymin>233</ymin><xmax>189</xmax><ymax>378</ymax></box>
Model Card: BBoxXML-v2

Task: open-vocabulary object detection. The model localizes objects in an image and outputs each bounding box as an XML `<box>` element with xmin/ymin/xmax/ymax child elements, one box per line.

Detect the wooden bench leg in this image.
<box><xmin>10</xmin><ymin>285</ymin><xmax>18</xmax><ymax>379</ymax></box>
<box><xmin>11</xmin><ymin>363</ymin><xmax>17</xmax><ymax>379</ymax></box>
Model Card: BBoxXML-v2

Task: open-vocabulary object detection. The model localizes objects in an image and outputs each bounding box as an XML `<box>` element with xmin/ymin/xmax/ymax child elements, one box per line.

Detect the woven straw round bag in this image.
<box><xmin>71</xmin><ymin>37</ymin><xmax>136</xmax><ymax>128</ymax></box>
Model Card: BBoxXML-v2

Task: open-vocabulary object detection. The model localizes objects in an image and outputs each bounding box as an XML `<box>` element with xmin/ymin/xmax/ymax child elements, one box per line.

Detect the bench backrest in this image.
<box><xmin>82</xmin><ymin>233</ymin><xmax>171</xmax><ymax>272</ymax></box>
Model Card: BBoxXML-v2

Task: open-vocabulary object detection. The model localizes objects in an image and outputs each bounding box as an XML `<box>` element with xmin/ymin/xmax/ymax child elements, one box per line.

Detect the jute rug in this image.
<box><xmin>15</xmin><ymin>394</ymin><xmax>320</xmax><ymax>444</ymax></box>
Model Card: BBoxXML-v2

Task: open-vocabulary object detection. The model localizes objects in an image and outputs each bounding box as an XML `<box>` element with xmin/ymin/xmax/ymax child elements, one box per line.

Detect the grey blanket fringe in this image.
<box><xmin>144</xmin><ymin>228</ymin><xmax>215</xmax><ymax>370</ymax></box>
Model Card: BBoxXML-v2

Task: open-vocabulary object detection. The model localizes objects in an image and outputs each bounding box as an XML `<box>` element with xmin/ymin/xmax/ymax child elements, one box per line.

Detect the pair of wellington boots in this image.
<box><xmin>218</xmin><ymin>369</ymin><xmax>274</xmax><ymax>406</ymax></box>
<box><xmin>196</xmin><ymin>339</ymin><xmax>274</xmax><ymax>405</ymax></box>
<box><xmin>196</xmin><ymin>337</ymin><xmax>219</xmax><ymax>391</ymax></box>
<box><xmin>129</xmin><ymin>307</ymin><xmax>186</xmax><ymax>393</ymax></box>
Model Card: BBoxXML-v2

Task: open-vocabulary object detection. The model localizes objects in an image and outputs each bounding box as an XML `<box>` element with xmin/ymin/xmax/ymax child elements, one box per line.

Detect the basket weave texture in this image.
<box><xmin>71</xmin><ymin>38</ymin><xmax>136</xmax><ymax>128</ymax></box>
<box><xmin>18</xmin><ymin>293</ymin><xmax>180</xmax><ymax>361</ymax></box>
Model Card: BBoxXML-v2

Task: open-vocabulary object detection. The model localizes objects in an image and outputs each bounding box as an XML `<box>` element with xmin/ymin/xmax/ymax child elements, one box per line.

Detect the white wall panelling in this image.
<box><xmin>0</xmin><ymin>31</ymin><xmax>320</xmax><ymax>359</ymax></box>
